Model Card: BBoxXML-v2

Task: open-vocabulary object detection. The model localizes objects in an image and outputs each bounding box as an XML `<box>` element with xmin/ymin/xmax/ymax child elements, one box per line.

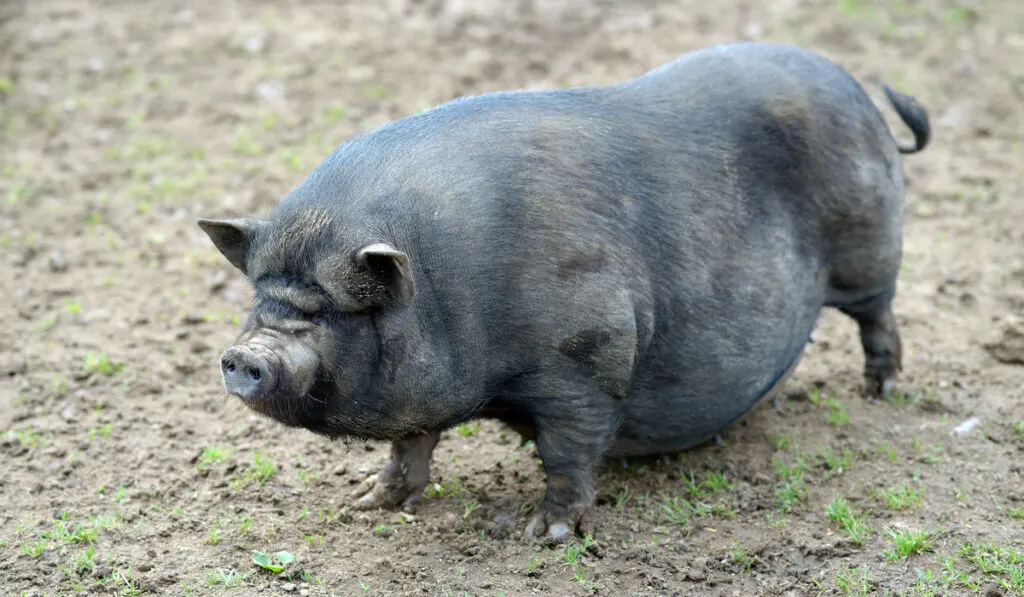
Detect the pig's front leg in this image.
<box><xmin>351</xmin><ymin>431</ymin><xmax>440</xmax><ymax>511</ymax></box>
<box><xmin>523</xmin><ymin>403</ymin><xmax>617</xmax><ymax>544</ymax></box>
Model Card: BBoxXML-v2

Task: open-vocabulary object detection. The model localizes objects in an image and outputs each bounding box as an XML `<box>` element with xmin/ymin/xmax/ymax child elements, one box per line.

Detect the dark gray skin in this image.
<box><xmin>198</xmin><ymin>41</ymin><xmax>930</xmax><ymax>542</ymax></box>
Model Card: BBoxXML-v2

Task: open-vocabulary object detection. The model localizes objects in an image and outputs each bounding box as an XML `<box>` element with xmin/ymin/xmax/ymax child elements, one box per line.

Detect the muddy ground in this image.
<box><xmin>2</xmin><ymin>0</ymin><xmax>1024</xmax><ymax>595</ymax></box>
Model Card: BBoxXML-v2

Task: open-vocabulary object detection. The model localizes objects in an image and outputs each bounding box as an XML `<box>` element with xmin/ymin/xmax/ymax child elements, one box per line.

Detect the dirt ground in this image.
<box><xmin>2</xmin><ymin>0</ymin><xmax>1024</xmax><ymax>595</ymax></box>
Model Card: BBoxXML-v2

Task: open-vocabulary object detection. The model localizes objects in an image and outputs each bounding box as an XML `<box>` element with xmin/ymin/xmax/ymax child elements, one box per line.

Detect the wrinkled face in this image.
<box><xmin>196</xmin><ymin>208</ymin><xmax>416</xmax><ymax>438</ymax></box>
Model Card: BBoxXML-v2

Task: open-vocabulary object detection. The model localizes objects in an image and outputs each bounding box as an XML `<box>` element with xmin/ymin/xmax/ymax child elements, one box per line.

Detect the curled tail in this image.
<box><xmin>882</xmin><ymin>83</ymin><xmax>931</xmax><ymax>154</ymax></box>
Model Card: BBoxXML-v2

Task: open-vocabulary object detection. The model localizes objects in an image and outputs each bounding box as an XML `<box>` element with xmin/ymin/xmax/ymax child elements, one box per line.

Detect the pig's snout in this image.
<box><xmin>221</xmin><ymin>337</ymin><xmax>317</xmax><ymax>403</ymax></box>
<box><xmin>220</xmin><ymin>346</ymin><xmax>276</xmax><ymax>400</ymax></box>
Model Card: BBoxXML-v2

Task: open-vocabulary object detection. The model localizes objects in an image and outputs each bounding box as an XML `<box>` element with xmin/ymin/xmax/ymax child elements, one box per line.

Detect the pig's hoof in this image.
<box><xmin>523</xmin><ymin>514</ymin><xmax>574</xmax><ymax>545</ymax></box>
<box><xmin>350</xmin><ymin>473</ymin><xmax>421</xmax><ymax>511</ymax></box>
<box><xmin>866</xmin><ymin>374</ymin><xmax>897</xmax><ymax>400</ymax></box>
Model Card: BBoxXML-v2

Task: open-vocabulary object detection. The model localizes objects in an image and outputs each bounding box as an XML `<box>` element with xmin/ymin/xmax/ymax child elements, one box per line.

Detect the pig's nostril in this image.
<box><xmin>246</xmin><ymin>367</ymin><xmax>261</xmax><ymax>381</ymax></box>
<box><xmin>225</xmin><ymin>362</ymin><xmax>236</xmax><ymax>373</ymax></box>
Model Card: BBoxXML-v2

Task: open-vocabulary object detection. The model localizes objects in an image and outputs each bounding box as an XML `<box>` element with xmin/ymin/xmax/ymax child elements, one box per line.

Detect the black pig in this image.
<box><xmin>198</xmin><ymin>41</ymin><xmax>930</xmax><ymax>541</ymax></box>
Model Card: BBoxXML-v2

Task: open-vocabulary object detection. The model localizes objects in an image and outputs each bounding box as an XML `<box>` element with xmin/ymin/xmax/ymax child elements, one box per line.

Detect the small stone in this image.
<box><xmin>281</xmin><ymin>582</ymin><xmax>296</xmax><ymax>592</ymax></box>
<box><xmin>244</xmin><ymin>36</ymin><xmax>265</xmax><ymax>54</ymax></box>
<box><xmin>743</xmin><ymin>22</ymin><xmax>763</xmax><ymax>39</ymax></box>
<box><xmin>984</xmin><ymin>315</ymin><xmax>1024</xmax><ymax>364</ymax></box>
<box><xmin>332</xmin><ymin>463</ymin><xmax>348</xmax><ymax>476</ymax></box>
<box><xmin>255</xmin><ymin>81</ymin><xmax>286</xmax><ymax>105</ymax></box>
<box><xmin>48</xmin><ymin>248</ymin><xmax>68</xmax><ymax>273</ymax></box>
<box><xmin>60</xmin><ymin>405</ymin><xmax>76</xmax><ymax>421</ymax></box>
<box><xmin>952</xmin><ymin>417</ymin><xmax>981</xmax><ymax>437</ymax></box>
<box><xmin>300</xmin><ymin>590</ymin><xmax>310</xmax><ymax>597</ymax></box>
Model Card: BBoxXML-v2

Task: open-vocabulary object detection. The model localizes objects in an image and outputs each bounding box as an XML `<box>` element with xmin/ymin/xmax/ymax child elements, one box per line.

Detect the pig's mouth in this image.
<box><xmin>218</xmin><ymin>332</ymin><xmax>319</xmax><ymax>422</ymax></box>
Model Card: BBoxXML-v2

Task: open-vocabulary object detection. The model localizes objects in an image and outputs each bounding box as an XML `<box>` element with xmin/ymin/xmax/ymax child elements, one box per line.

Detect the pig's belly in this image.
<box><xmin>605</xmin><ymin>319</ymin><xmax>815</xmax><ymax>459</ymax></box>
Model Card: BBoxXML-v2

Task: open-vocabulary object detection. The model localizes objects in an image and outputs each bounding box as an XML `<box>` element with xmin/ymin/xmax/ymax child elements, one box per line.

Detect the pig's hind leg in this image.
<box><xmin>836</xmin><ymin>287</ymin><xmax>903</xmax><ymax>399</ymax></box>
<box><xmin>826</xmin><ymin>235</ymin><xmax>903</xmax><ymax>399</ymax></box>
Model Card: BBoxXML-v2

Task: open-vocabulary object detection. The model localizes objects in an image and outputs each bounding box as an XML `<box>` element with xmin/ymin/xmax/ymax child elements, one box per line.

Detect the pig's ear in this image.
<box><xmin>355</xmin><ymin>243</ymin><xmax>416</xmax><ymax>307</ymax></box>
<box><xmin>197</xmin><ymin>217</ymin><xmax>263</xmax><ymax>275</ymax></box>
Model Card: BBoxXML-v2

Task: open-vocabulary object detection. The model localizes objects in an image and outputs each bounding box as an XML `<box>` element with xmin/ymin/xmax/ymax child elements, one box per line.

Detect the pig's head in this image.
<box><xmin>197</xmin><ymin>206</ymin><xmax>419</xmax><ymax>440</ymax></box>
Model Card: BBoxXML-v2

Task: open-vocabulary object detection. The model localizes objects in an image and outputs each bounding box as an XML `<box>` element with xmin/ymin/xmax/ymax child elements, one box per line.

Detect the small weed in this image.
<box><xmin>252</xmin><ymin>550</ymin><xmax>296</xmax><ymax>574</ymax></box>
<box><xmin>885</xmin><ymin>390</ymin><xmax>918</xmax><ymax>407</ymax></box>
<box><xmin>882</xmin><ymin>527</ymin><xmax>935</xmax><ymax>560</ymax></box>
<box><xmin>231</xmin><ymin>128</ymin><xmax>263</xmax><ymax>156</ymax></box>
<box><xmin>770</xmin><ymin>433</ymin><xmax>792</xmax><ymax>451</ymax></box>
<box><xmin>358</xmin><ymin>83</ymin><xmax>391</xmax><ymax>100</ymax></box>
<box><xmin>1012</xmin><ymin>421</ymin><xmax>1024</xmax><ymax>441</ymax></box>
<box><xmin>658</xmin><ymin>496</ymin><xmax>699</xmax><ymax>526</ymax></box>
<box><xmin>944</xmin><ymin>5</ymin><xmax>973</xmax><ymax>24</ymax></box>
<box><xmin>207</xmin><ymin>567</ymin><xmax>246</xmax><ymax>587</ymax></box>
<box><xmin>196</xmin><ymin>445</ymin><xmax>232</xmax><ymax>470</ymax></box>
<box><xmin>621</xmin><ymin>459</ymin><xmax>648</xmax><ymax>475</ymax></box>
<box><xmin>1007</xmin><ymin>508</ymin><xmax>1024</xmax><ymax>520</ymax></box>
<box><xmin>877</xmin><ymin>441</ymin><xmax>898</xmax><ymax>462</ymax></box>
<box><xmin>237</xmin><ymin>515</ymin><xmax>253</xmax><ymax>536</ymax></box>
<box><xmin>21</xmin><ymin>539</ymin><xmax>46</xmax><ymax>557</ymax></box>
<box><xmin>72</xmin><ymin>545</ymin><xmax>96</xmax><ymax>573</ymax></box>
<box><xmin>40</xmin><ymin>314</ymin><xmax>58</xmax><ymax>331</ymax></box>
<box><xmin>424</xmin><ymin>479</ymin><xmax>464</xmax><ymax>499</ymax></box>
<box><xmin>279</xmin><ymin>148</ymin><xmax>305</xmax><ymax>170</ymax></box>
<box><xmin>561</xmin><ymin>534</ymin><xmax>596</xmax><ymax>585</ymax></box>
<box><xmin>324</xmin><ymin>103</ymin><xmax>346</xmax><ymax>121</ymax></box>
<box><xmin>5</xmin><ymin>428</ymin><xmax>44</xmax><ymax>449</ymax></box>
<box><xmin>874</xmin><ymin>484</ymin><xmax>924</xmax><ymax>511</ymax></box>
<box><xmin>251</xmin><ymin>451</ymin><xmax>277</xmax><ymax>484</ymax></box>
<box><xmin>911</xmin><ymin>435</ymin><xmax>944</xmax><ymax>464</ymax></box>
<box><xmin>938</xmin><ymin>555</ymin><xmax>981</xmax><ymax>591</ymax></box>
<box><xmin>825</xmin><ymin>495</ymin><xmax>871</xmax><ymax>544</ymax></box>
<box><xmin>88</xmin><ymin>424</ymin><xmax>113</xmax><ymax>440</ymax></box>
<box><xmin>834</xmin><ymin>564</ymin><xmax>871</xmax><ymax>595</ymax></box>
<box><xmin>816</xmin><ymin>446</ymin><xmax>855</xmax><ymax>478</ymax></box>
<box><xmin>824</xmin><ymin>398</ymin><xmax>850</xmax><ymax>428</ymax></box>
<box><xmin>704</xmin><ymin>471</ymin><xmax>730</xmax><ymax>492</ymax></box>
<box><xmin>207</xmin><ymin>521</ymin><xmax>223</xmax><ymax>545</ymax></box>
<box><xmin>728</xmin><ymin>541</ymin><xmax>757</xmax><ymax>572</ymax></box>
<box><xmin>526</xmin><ymin>556</ymin><xmax>544</xmax><ymax>576</ymax></box>
<box><xmin>102</xmin><ymin>567</ymin><xmax>143</xmax><ymax>595</ymax></box>
<box><xmin>461</xmin><ymin>500</ymin><xmax>481</xmax><ymax>520</ymax></box>
<box><xmin>83</xmin><ymin>352</ymin><xmax>124</xmax><ymax>376</ymax></box>
<box><xmin>37</xmin><ymin>513</ymin><xmax>115</xmax><ymax>547</ymax></box>
<box><xmin>614</xmin><ymin>486</ymin><xmax>632</xmax><ymax>511</ymax></box>
<box><xmin>456</xmin><ymin>421</ymin><xmax>482</xmax><ymax>437</ymax></box>
<box><xmin>836</xmin><ymin>0</ymin><xmax>879</xmax><ymax>20</ymax></box>
<box><xmin>772</xmin><ymin>452</ymin><xmax>810</xmax><ymax>513</ymax></box>
<box><xmin>112</xmin><ymin>485</ymin><xmax>129</xmax><ymax>504</ymax></box>
<box><xmin>296</xmin><ymin>469</ymin><xmax>319</xmax><ymax>491</ymax></box>
<box><xmin>64</xmin><ymin>298</ymin><xmax>82</xmax><ymax>315</ymax></box>
<box><xmin>373</xmin><ymin>524</ymin><xmax>395</xmax><ymax>538</ymax></box>
<box><xmin>960</xmin><ymin>541</ymin><xmax>1024</xmax><ymax>577</ymax></box>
